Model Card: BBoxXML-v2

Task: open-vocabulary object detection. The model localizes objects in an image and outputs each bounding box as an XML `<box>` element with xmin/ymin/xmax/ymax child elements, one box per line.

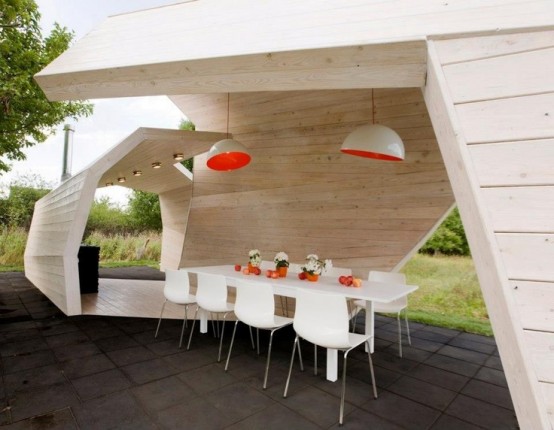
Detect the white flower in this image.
<box><xmin>274</xmin><ymin>252</ymin><xmax>289</xmax><ymax>262</ymax></box>
<box><xmin>302</xmin><ymin>254</ymin><xmax>326</xmax><ymax>275</ymax></box>
<box><xmin>306</xmin><ymin>254</ymin><xmax>319</xmax><ymax>261</ymax></box>
<box><xmin>249</xmin><ymin>249</ymin><xmax>261</xmax><ymax>266</ymax></box>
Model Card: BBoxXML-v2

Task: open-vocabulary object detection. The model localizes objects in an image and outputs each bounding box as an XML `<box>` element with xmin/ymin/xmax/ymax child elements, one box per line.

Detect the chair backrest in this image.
<box><xmin>288</xmin><ymin>263</ymin><xmax>303</xmax><ymax>274</ymax></box>
<box><xmin>293</xmin><ymin>288</ymin><xmax>350</xmax><ymax>349</ymax></box>
<box><xmin>321</xmin><ymin>266</ymin><xmax>352</xmax><ymax>277</ymax></box>
<box><xmin>368</xmin><ymin>270</ymin><xmax>408</xmax><ymax>307</ymax></box>
<box><xmin>235</xmin><ymin>280</ymin><xmax>275</xmax><ymax>327</ymax></box>
<box><xmin>196</xmin><ymin>273</ymin><xmax>229</xmax><ymax>310</ymax></box>
<box><xmin>164</xmin><ymin>269</ymin><xmax>191</xmax><ymax>302</ymax></box>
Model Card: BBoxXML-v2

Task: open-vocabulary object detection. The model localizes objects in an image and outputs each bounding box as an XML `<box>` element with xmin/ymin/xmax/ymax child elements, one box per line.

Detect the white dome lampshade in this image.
<box><xmin>206</xmin><ymin>138</ymin><xmax>251</xmax><ymax>171</ymax></box>
<box><xmin>341</xmin><ymin>124</ymin><xmax>405</xmax><ymax>161</ymax></box>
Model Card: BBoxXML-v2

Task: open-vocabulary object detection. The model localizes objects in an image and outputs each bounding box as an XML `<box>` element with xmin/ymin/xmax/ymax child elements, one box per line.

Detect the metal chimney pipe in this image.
<box><xmin>61</xmin><ymin>124</ymin><xmax>74</xmax><ymax>182</ymax></box>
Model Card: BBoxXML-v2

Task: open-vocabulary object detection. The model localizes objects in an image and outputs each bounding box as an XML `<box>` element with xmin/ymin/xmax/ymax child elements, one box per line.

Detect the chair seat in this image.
<box><xmin>354</xmin><ymin>299</ymin><xmax>405</xmax><ymax>314</ymax></box>
<box><xmin>250</xmin><ymin>315</ymin><xmax>293</xmax><ymax>330</ymax></box>
<box><xmin>201</xmin><ymin>302</ymin><xmax>234</xmax><ymax>314</ymax></box>
<box><xmin>167</xmin><ymin>293</ymin><xmax>196</xmax><ymax>305</ymax></box>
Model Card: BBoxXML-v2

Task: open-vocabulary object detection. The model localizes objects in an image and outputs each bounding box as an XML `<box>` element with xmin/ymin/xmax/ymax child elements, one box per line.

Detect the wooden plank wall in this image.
<box><xmin>425</xmin><ymin>30</ymin><xmax>554</xmax><ymax>429</ymax></box>
<box><xmin>24</xmin><ymin>171</ymin><xmax>97</xmax><ymax>315</ymax></box>
<box><xmin>159</xmin><ymin>185</ymin><xmax>192</xmax><ymax>271</ymax></box>
<box><xmin>171</xmin><ymin>89</ymin><xmax>454</xmax><ymax>277</ymax></box>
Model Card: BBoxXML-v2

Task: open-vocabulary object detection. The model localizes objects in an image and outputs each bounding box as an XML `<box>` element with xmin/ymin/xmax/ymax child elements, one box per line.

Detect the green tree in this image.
<box><xmin>127</xmin><ymin>190</ymin><xmax>162</xmax><ymax>231</ymax></box>
<box><xmin>0</xmin><ymin>174</ymin><xmax>52</xmax><ymax>228</ymax></box>
<box><xmin>420</xmin><ymin>207</ymin><xmax>470</xmax><ymax>256</ymax></box>
<box><xmin>0</xmin><ymin>0</ymin><xmax>93</xmax><ymax>173</ymax></box>
<box><xmin>86</xmin><ymin>196</ymin><xmax>128</xmax><ymax>235</ymax></box>
<box><xmin>178</xmin><ymin>119</ymin><xmax>195</xmax><ymax>172</ymax></box>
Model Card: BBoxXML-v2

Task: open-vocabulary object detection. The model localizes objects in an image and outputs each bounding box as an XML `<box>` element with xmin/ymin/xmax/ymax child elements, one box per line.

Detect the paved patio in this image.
<box><xmin>0</xmin><ymin>270</ymin><xmax>518</xmax><ymax>429</ymax></box>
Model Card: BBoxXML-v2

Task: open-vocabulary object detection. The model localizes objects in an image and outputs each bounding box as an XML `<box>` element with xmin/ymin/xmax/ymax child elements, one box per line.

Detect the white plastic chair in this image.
<box><xmin>354</xmin><ymin>270</ymin><xmax>411</xmax><ymax>357</ymax></box>
<box><xmin>320</xmin><ymin>266</ymin><xmax>352</xmax><ymax>278</ymax></box>
<box><xmin>225</xmin><ymin>279</ymin><xmax>303</xmax><ymax>389</ymax></box>
<box><xmin>154</xmin><ymin>269</ymin><xmax>196</xmax><ymax>348</ymax></box>
<box><xmin>284</xmin><ymin>288</ymin><xmax>377</xmax><ymax>425</ymax></box>
<box><xmin>187</xmin><ymin>273</ymin><xmax>234</xmax><ymax>362</ymax></box>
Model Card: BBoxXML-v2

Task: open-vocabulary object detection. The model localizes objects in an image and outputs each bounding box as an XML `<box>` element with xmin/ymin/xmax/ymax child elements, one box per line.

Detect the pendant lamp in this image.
<box><xmin>207</xmin><ymin>94</ymin><xmax>251</xmax><ymax>171</ymax></box>
<box><xmin>341</xmin><ymin>90</ymin><xmax>405</xmax><ymax>161</ymax></box>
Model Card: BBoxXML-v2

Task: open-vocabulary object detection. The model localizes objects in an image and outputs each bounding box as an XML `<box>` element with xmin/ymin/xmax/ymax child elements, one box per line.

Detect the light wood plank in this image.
<box><xmin>456</xmin><ymin>93</ymin><xmax>554</xmax><ymax>144</ymax></box>
<box><xmin>524</xmin><ymin>330</ymin><xmax>554</xmax><ymax>383</ymax></box>
<box><xmin>470</xmin><ymin>139</ymin><xmax>554</xmax><ymax>187</ymax></box>
<box><xmin>444</xmin><ymin>47</ymin><xmax>554</xmax><ymax>103</ymax></box>
<box><xmin>512</xmin><ymin>280</ymin><xmax>554</xmax><ymax>331</ymax></box>
<box><xmin>497</xmin><ymin>233</ymin><xmax>554</xmax><ymax>282</ymax></box>
<box><xmin>482</xmin><ymin>186</ymin><xmax>554</xmax><ymax>233</ymax></box>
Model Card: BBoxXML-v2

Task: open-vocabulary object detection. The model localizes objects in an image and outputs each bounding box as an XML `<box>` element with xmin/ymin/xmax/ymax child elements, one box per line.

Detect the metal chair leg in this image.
<box><xmin>283</xmin><ymin>335</ymin><xmax>299</xmax><ymax>398</ymax></box>
<box><xmin>186</xmin><ymin>306</ymin><xmax>199</xmax><ymax>350</ymax></box>
<box><xmin>217</xmin><ymin>312</ymin><xmax>229</xmax><ymax>362</ymax></box>
<box><xmin>404</xmin><ymin>309</ymin><xmax>411</xmax><ymax>345</ymax></box>
<box><xmin>263</xmin><ymin>329</ymin><xmax>277</xmax><ymax>389</ymax></box>
<box><xmin>248</xmin><ymin>325</ymin><xmax>255</xmax><ymax>350</ymax></box>
<box><xmin>314</xmin><ymin>344</ymin><xmax>318</xmax><ymax>376</ymax></box>
<box><xmin>154</xmin><ymin>300</ymin><xmax>167</xmax><ymax>338</ymax></box>
<box><xmin>178</xmin><ymin>305</ymin><xmax>188</xmax><ymax>348</ymax></box>
<box><xmin>297</xmin><ymin>337</ymin><xmax>304</xmax><ymax>371</ymax></box>
<box><xmin>224</xmin><ymin>320</ymin><xmax>239</xmax><ymax>372</ymax></box>
<box><xmin>397</xmin><ymin>312</ymin><xmax>403</xmax><ymax>358</ymax></box>
<box><xmin>340</xmin><ymin>350</ymin><xmax>350</xmax><ymax>425</ymax></box>
<box><xmin>366</xmin><ymin>340</ymin><xmax>378</xmax><ymax>399</ymax></box>
<box><xmin>256</xmin><ymin>328</ymin><xmax>260</xmax><ymax>355</ymax></box>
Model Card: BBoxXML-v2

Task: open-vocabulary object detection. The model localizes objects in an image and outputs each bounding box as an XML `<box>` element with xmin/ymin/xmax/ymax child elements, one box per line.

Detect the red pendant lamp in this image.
<box><xmin>341</xmin><ymin>89</ymin><xmax>405</xmax><ymax>161</ymax></box>
<box><xmin>206</xmin><ymin>94</ymin><xmax>251</xmax><ymax>171</ymax></box>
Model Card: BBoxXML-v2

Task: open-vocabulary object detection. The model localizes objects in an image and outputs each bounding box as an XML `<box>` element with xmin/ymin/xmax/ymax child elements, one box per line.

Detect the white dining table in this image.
<box><xmin>184</xmin><ymin>265</ymin><xmax>418</xmax><ymax>382</ymax></box>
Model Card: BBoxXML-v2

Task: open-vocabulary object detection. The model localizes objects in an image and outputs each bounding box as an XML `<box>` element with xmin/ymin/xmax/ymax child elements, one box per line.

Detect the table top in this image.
<box><xmin>184</xmin><ymin>265</ymin><xmax>418</xmax><ymax>303</ymax></box>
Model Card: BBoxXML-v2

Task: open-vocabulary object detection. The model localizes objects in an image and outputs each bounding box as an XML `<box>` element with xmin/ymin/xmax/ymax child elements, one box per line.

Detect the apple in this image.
<box><xmin>352</xmin><ymin>278</ymin><xmax>362</xmax><ymax>288</ymax></box>
<box><xmin>254</xmin><ymin>267</ymin><xmax>261</xmax><ymax>275</ymax></box>
<box><xmin>266</xmin><ymin>270</ymin><xmax>273</xmax><ymax>278</ymax></box>
<box><xmin>242</xmin><ymin>268</ymin><xmax>250</xmax><ymax>275</ymax></box>
<box><xmin>339</xmin><ymin>275</ymin><xmax>347</xmax><ymax>285</ymax></box>
<box><xmin>344</xmin><ymin>277</ymin><xmax>353</xmax><ymax>287</ymax></box>
<box><xmin>234</xmin><ymin>264</ymin><xmax>241</xmax><ymax>272</ymax></box>
<box><xmin>298</xmin><ymin>272</ymin><xmax>307</xmax><ymax>280</ymax></box>
<box><xmin>270</xmin><ymin>271</ymin><xmax>279</xmax><ymax>279</ymax></box>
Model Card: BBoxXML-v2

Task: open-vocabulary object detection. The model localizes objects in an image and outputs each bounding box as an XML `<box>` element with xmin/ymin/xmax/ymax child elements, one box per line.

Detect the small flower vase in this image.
<box><xmin>306</xmin><ymin>273</ymin><xmax>319</xmax><ymax>282</ymax></box>
<box><xmin>248</xmin><ymin>262</ymin><xmax>256</xmax><ymax>273</ymax></box>
<box><xmin>277</xmin><ymin>266</ymin><xmax>288</xmax><ymax>277</ymax></box>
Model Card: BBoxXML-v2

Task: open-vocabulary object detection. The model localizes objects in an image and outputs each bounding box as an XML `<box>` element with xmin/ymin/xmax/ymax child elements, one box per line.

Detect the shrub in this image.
<box><xmin>420</xmin><ymin>207</ymin><xmax>470</xmax><ymax>256</ymax></box>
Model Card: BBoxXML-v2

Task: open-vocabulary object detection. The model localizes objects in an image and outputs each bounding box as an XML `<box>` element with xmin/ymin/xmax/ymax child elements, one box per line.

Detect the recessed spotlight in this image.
<box><xmin>173</xmin><ymin>153</ymin><xmax>184</xmax><ymax>161</ymax></box>
<box><xmin>133</xmin><ymin>170</ymin><xmax>142</xmax><ymax>176</ymax></box>
<box><xmin>152</xmin><ymin>162</ymin><xmax>162</xmax><ymax>169</ymax></box>
<box><xmin>117</xmin><ymin>177</ymin><xmax>126</xmax><ymax>183</ymax></box>
<box><xmin>105</xmin><ymin>182</ymin><xmax>113</xmax><ymax>186</ymax></box>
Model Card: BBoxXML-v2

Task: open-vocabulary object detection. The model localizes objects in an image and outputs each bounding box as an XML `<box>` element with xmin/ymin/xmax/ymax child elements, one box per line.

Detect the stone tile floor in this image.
<box><xmin>0</xmin><ymin>271</ymin><xmax>518</xmax><ymax>429</ymax></box>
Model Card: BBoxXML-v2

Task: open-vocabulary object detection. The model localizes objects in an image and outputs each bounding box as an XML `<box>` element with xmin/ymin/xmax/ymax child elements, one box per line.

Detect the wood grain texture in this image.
<box><xmin>174</xmin><ymin>88</ymin><xmax>453</xmax><ymax>279</ymax></box>
<box><xmin>34</xmin><ymin>1</ymin><xmax>554</xmax><ymax>100</ymax></box>
<box><xmin>426</xmin><ymin>31</ymin><xmax>554</xmax><ymax>429</ymax></box>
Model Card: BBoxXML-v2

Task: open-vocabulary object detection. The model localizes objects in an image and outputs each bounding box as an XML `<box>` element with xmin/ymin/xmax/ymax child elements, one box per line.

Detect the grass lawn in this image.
<box><xmin>402</xmin><ymin>254</ymin><xmax>492</xmax><ymax>336</ymax></box>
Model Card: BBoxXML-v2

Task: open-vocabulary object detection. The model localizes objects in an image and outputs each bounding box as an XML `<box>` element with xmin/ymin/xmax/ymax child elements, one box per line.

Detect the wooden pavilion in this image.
<box><xmin>26</xmin><ymin>1</ymin><xmax>553</xmax><ymax>428</ymax></box>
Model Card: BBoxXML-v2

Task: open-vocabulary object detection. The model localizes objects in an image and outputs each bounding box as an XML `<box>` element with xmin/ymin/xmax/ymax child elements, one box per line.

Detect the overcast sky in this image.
<box><xmin>2</xmin><ymin>0</ymin><xmax>185</xmax><ymax>204</ymax></box>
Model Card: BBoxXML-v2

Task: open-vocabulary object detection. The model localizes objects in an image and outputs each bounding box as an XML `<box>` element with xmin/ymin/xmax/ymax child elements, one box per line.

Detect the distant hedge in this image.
<box><xmin>420</xmin><ymin>207</ymin><xmax>470</xmax><ymax>256</ymax></box>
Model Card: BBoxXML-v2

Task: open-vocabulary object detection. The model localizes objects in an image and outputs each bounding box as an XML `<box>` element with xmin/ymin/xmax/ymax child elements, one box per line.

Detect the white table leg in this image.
<box><xmin>326</xmin><ymin>349</ymin><xmax>338</xmax><ymax>382</ymax></box>
<box><xmin>199</xmin><ymin>308</ymin><xmax>208</xmax><ymax>333</ymax></box>
<box><xmin>365</xmin><ymin>300</ymin><xmax>374</xmax><ymax>353</ymax></box>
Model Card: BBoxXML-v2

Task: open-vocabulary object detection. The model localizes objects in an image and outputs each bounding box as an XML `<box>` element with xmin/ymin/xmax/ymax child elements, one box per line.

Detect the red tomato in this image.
<box><xmin>234</xmin><ymin>264</ymin><xmax>241</xmax><ymax>272</ymax></box>
<box><xmin>344</xmin><ymin>277</ymin><xmax>353</xmax><ymax>287</ymax></box>
<box><xmin>298</xmin><ymin>272</ymin><xmax>307</xmax><ymax>280</ymax></box>
<box><xmin>339</xmin><ymin>275</ymin><xmax>346</xmax><ymax>285</ymax></box>
<box><xmin>254</xmin><ymin>267</ymin><xmax>261</xmax><ymax>275</ymax></box>
<box><xmin>266</xmin><ymin>270</ymin><xmax>273</xmax><ymax>278</ymax></box>
<box><xmin>270</xmin><ymin>271</ymin><xmax>279</xmax><ymax>279</ymax></box>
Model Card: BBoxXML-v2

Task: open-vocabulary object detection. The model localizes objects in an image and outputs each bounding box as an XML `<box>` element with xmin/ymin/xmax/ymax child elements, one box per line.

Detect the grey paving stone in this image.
<box><xmin>448</xmin><ymin>336</ymin><xmax>497</xmax><ymax>354</ymax></box>
<box><xmin>44</xmin><ymin>331</ymin><xmax>90</xmax><ymax>348</ymax></box>
<box><xmin>429</xmin><ymin>414</ymin><xmax>485</xmax><ymax>430</ymax></box>
<box><xmin>0</xmin><ymin>407</ymin><xmax>78</xmax><ymax>429</ymax></box>
<box><xmin>474</xmin><ymin>366</ymin><xmax>509</xmax><ymax>388</ymax></box>
<box><xmin>424</xmin><ymin>353</ymin><xmax>480</xmax><ymax>378</ymax></box>
<box><xmin>178</xmin><ymin>362</ymin><xmax>238</xmax><ymax>395</ymax></box>
<box><xmin>1</xmin><ymin>350</ymin><xmax>57</xmax><ymax>374</ymax></box>
<box><xmin>360</xmin><ymin>390</ymin><xmax>441</xmax><ymax>430</ymax></box>
<box><xmin>121</xmin><ymin>357</ymin><xmax>178</xmax><ymax>385</ymax></box>
<box><xmin>131</xmin><ymin>375</ymin><xmax>197</xmax><ymax>414</ymax></box>
<box><xmin>107</xmin><ymin>345</ymin><xmax>157</xmax><ymax>366</ymax></box>
<box><xmin>387</xmin><ymin>375</ymin><xmax>457</xmax><ymax>410</ymax></box>
<box><xmin>52</xmin><ymin>342</ymin><xmax>101</xmax><ymax>362</ymax></box>
<box><xmin>4</xmin><ymin>364</ymin><xmax>65</xmax><ymax>396</ymax></box>
<box><xmin>61</xmin><ymin>353</ymin><xmax>116</xmax><ymax>379</ymax></box>
<box><xmin>226</xmin><ymin>402</ymin><xmax>321</xmax><ymax>430</ymax></box>
<box><xmin>152</xmin><ymin>396</ymin><xmax>235</xmax><ymax>429</ymax></box>
<box><xmin>436</xmin><ymin>344</ymin><xmax>490</xmax><ymax>365</ymax></box>
<box><xmin>462</xmin><ymin>379</ymin><xmax>514</xmax><ymax>410</ymax></box>
<box><xmin>71</xmin><ymin>368</ymin><xmax>131</xmax><ymax>400</ymax></box>
<box><xmin>445</xmin><ymin>394</ymin><xmax>519</xmax><ymax>429</ymax></box>
<box><xmin>329</xmin><ymin>407</ymin><xmax>406</xmax><ymax>430</ymax></box>
<box><xmin>1</xmin><ymin>338</ymin><xmax>50</xmax><ymax>358</ymax></box>
<box><xmin>94</xmin><ymin>334</ymin><xmax>140</xmax><ymax>352</ymax></box>
<box><xmin>408</xmin><ymin>363</ymin><xmax>470</xmax><ymax>392</ymax></box>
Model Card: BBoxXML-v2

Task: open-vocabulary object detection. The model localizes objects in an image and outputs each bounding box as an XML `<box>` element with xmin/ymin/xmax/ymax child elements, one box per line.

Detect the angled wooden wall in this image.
<box><xmin>425</xmin><ymin>30</ymin><xmax>554</xmax><ymax>429</ymax></box>
<box><xmin>171</xmin><ymin>89</ymin><xmax>454</xmax><ymax>276</ymax></box>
